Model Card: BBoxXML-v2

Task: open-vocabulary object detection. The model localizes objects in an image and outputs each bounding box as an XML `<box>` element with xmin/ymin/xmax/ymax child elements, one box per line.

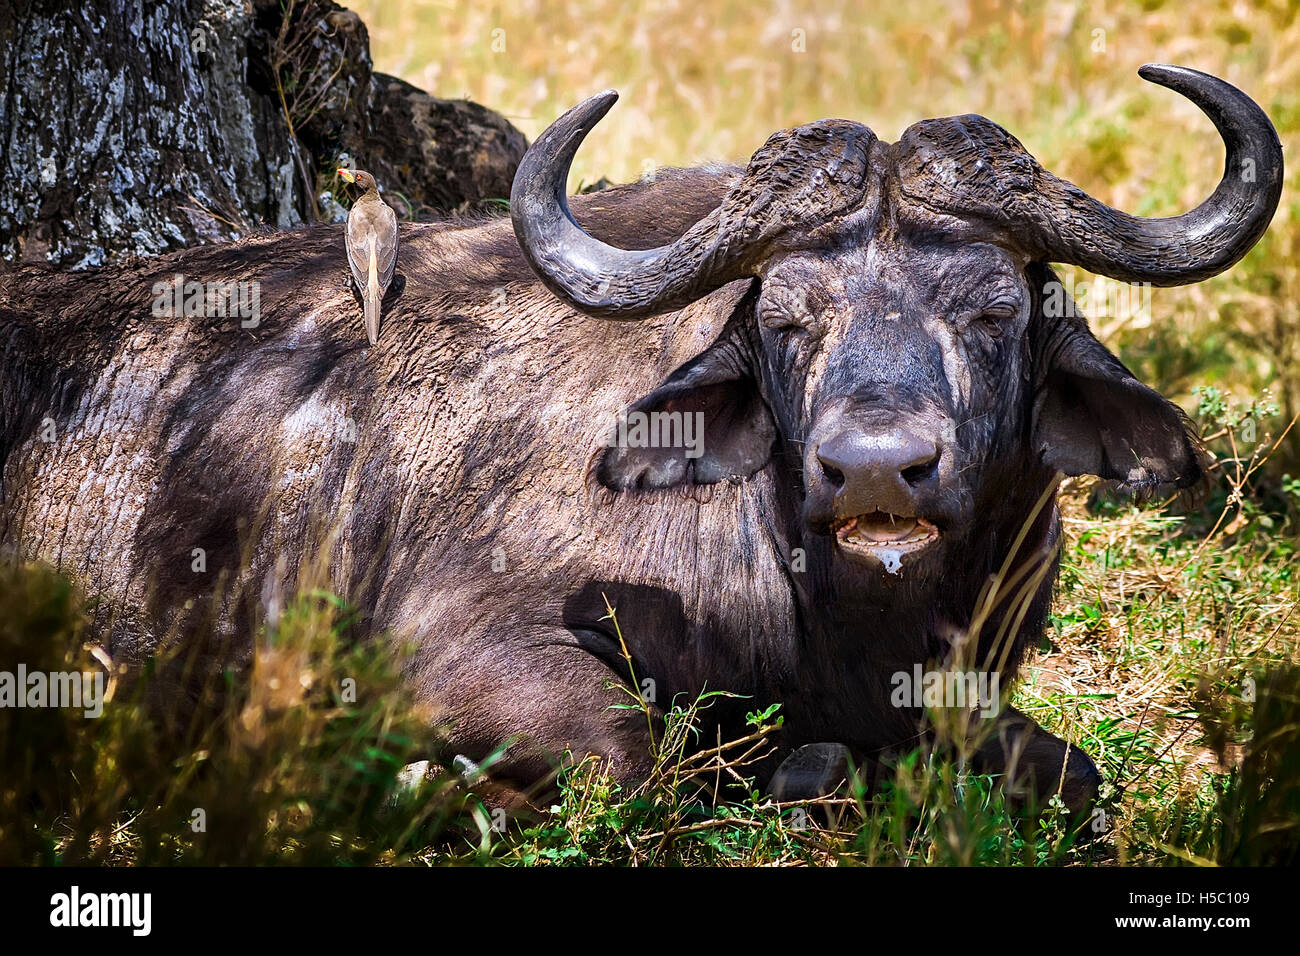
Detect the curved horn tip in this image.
<box><xmin>1136</xmin><ymin>63</ymin><xmax>1238</xmax><ymax>99</ymax></box>
<box><xmin>527</xmin><ymin>91</ymin><xmax>621</xmax><ymax>156</ymax></box>
<box><xmin>511</xmin><ymin>91</ymin><xmax>621</xmax><ymax>208</ymax></box>
<box><xmin>570</xmin><ymin>89</ymin><xmax>620</xmax><ymax>122</ymax></box>
<box><xmin>1137</xmin><ymin>62</ymin><xmax>1192</xmax><ymax>84</ymax></box>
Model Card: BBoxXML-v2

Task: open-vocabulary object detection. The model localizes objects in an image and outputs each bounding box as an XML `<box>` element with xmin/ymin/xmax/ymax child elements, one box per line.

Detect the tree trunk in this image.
<box><xmin>0</xmin><ymin>0</ymin><xmax>527</xmax><ymax>268</ymax></box>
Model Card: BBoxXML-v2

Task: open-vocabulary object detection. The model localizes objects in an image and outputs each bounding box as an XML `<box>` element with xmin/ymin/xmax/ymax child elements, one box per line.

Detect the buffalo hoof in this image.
<box><xmin>974</xmin><ymin>707</ymin><xmax>1103</xmax><ymax>821</ymax></box>
<box><xmin>768</xmin><ymin>743</ymin><xmax>851</xmax><ymax>802</ymax></box>
<box><xmin>1057</xmin><ymin>746</ymin><xmax>1103</xmax><ymax>817</ymax></box>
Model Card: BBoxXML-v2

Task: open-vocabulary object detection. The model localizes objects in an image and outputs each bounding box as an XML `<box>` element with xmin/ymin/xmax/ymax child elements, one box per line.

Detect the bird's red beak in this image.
<box><xmin>337</xmin><ymin>168</ymin><xmax>356</xmax><ymax>184</ymax></box>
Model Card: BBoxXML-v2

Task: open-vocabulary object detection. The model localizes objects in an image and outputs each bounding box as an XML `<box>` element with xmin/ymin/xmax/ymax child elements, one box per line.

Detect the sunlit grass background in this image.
<box><xmin>2</xmin><ymin>0</ymin><xmax>1297</xmax><ymax>866</ymax></box>
<box><xmin>355</xmin><ymin>0</ymin><xmax>1300</xmax><ymax>434</ymax></box>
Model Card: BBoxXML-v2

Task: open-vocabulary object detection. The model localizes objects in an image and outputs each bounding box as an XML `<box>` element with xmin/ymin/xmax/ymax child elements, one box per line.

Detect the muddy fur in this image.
<box><xmin>0</xmin><ymin>156</ymin><xmax>1211</xmax><ymax>809</ymax></box>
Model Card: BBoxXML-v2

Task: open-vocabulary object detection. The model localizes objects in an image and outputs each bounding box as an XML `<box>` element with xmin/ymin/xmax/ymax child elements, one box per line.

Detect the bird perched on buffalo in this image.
<box><xmin>338</xmin><ymin>168</ymin><xmax>398</xmax><ymax>346</ymax></box>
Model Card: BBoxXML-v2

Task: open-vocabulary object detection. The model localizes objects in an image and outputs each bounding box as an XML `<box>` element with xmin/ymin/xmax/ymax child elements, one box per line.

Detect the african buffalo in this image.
<box><xmin>0</xmin><ymin>64</ymin><xmax>1282</xmax><ymax>814</ymax></box>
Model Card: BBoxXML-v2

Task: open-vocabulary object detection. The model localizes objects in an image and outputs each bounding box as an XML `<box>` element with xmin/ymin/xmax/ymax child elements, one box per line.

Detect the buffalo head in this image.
<box><xmin>511</xmin><ymin>65</ymin><xmax>1282</xmax><ymax>580</ymax></box>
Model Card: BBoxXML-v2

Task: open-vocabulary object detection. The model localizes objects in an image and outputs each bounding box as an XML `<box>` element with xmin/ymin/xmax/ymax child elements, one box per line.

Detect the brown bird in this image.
<box><xmin>338</xmin><ymin>168</ymin><xmax>398</xmax><ymax>346</ymax></box>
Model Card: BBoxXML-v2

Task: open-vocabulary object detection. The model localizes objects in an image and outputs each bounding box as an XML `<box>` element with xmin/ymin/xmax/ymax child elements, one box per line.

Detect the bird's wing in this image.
<box><xmin>373</xmin><ymin>201</ymin><xmax>399</xmax><ymax>292</ymax></box>
<box><xmin>344</xmin><ymin>210</ymin><xmax>372</xmax><ymax>292</ymax></box>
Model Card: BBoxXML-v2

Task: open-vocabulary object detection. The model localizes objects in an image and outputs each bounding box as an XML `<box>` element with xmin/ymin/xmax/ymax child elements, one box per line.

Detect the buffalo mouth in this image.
<box><xmin>832</xmin><ymin>512</ymin><xmax>939</xmax><ymax>574</ymax></box>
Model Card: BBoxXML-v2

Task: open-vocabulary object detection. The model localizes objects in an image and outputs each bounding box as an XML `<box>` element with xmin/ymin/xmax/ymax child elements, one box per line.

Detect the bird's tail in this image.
<box><xmin>364</xmin><ymin>238</ymin><xmax>381</xmax><ymax>346</ymax></box>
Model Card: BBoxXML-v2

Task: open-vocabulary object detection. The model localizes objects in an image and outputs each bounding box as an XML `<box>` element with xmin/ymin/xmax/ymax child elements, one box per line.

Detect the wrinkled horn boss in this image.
<box><xmin>513</xmin><ymin>64</ymin><xmax>1283</xmax><ymax>317</ymax></box>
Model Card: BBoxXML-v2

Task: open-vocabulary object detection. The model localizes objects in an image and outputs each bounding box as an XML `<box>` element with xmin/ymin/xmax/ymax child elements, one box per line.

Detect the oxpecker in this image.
<box><xmin>339</xmin><ymin>168</ymin><xmax>398</xmax><ymax>346</ymax></box>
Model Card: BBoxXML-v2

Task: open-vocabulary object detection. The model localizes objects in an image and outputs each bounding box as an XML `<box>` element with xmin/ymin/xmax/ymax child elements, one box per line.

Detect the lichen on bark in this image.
<box><xmin>0</xmin><ymin>0</ymin><xmax>527</xmax><ymax>268</ymax></box>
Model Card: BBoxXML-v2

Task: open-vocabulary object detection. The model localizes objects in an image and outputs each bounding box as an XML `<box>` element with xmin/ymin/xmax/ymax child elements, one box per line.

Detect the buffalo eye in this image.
<box><xmin>969</xmin><ymin>301</ymin><xmax>1017</xmax><ymax>338</ymax></box>
<box><xmin>759</xmin><ymin>287</ymin><xmax>823</xmax><ymax>336</ymax></box>
<box><xmin>973</xmin><ymin>313</ymin><xmax>1005</xmax><ymax>338</ymax></box>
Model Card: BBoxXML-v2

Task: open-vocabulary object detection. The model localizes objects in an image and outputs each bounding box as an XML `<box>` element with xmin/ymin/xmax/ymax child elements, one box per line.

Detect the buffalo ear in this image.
<box><xmin>597</xmin><ymin>312</ymin><xmax>776</xmax><ymax>491</ymax></box>
<box><xmin>1031</xmin><ymin>289</ymin><xmax>1205</xmax><ymax>493</ymax></box>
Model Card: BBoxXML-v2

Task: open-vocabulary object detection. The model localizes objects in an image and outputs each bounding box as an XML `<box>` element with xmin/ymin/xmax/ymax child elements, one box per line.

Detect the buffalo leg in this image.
<box><xmin>420</xmin><ymin>641</ymin><xmax>658</xmax><ymax>812</ymax></box>
<box><xmin>972</xmin><ymin>707</ymin><xmax>1101</xmax><ymax>818</ymax></box>
<box><xmin>768</xmin><ymin>743</ymin><xmax>852</xmax><ymax>801</ymax></box>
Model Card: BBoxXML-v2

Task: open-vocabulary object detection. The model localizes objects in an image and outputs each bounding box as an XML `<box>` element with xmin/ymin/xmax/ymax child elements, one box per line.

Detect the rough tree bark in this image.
<box><xmin>0</xmin><ymin>0</ymin><xmax>527</xmax><ymax>268</ymax></box>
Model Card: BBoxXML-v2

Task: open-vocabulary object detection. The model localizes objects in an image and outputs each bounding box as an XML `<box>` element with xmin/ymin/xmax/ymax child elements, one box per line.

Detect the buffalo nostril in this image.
<box><xmin>815</xmin><ymin>429</ymin><xmax>939</xmax><ymax>505</ymax></box>
<box><xmin>818</xmin><ymin>456</ymin><xmax>846</xmax><ymax>487</ymax></box>
<box><xmin>901</xmin><ymin>453</ymin><xmax>941</xmax><ymax>487</ymax></box>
